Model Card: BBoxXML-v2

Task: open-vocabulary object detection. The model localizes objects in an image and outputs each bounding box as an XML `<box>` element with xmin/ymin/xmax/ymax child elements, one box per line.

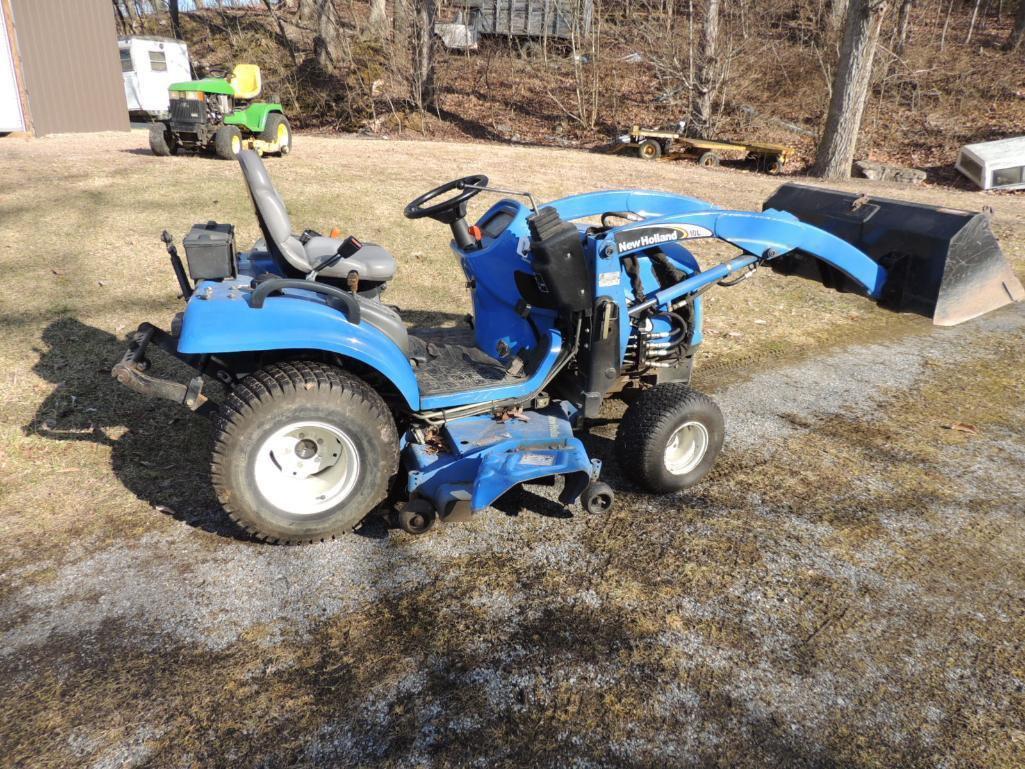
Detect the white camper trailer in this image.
<box><xmin>118</xmin><ymin>36</ymin><xmax>190</xmax><ymax>121</ymax></box>
<box><xmin>956</xmin><ymin>137</ymin><xmax>1025</xmax><ymax>191</ymax></box>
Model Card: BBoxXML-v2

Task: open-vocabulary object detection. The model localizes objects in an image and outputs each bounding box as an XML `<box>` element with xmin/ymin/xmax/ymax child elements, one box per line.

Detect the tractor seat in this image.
<box><xmin>237</xmin><ymin>150</ymin><xmax>397</xmax><ymax>284</ymax></box>
<box><xmin>229</xmin><ymin>64</ymin><xmax>262</xmax><ymax>100</ymax></box>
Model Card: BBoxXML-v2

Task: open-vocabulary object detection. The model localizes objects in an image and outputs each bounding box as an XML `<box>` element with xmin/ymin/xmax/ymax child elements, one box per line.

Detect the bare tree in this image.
<box><xmin>828</xmin><ymin>0</ymin><xmax>848</xmax><ymax>30</ymax></box>
<box><xmin>689</xmin><ymin>0</ymin><xmax>721</xmax><ymax>139</ymax></box>
<box><xmin>260</xmin><ymin>0</ymin><xmax>299</xmax><ymax>65</ymax></box>
<box><xmin>893</xmin><ymin>0</ymin><xmax>912</xmax><ymax>55</ymax></box>
<box><xmin>193</xmin><ymin>0</ymin><xmax>205</xmax><ymax>9</ymax></box>
<box><xmin>409</xmin><ymin>0</ymin><xmax>437</xmax><ymax>111</ymax></box>
<box><xmin>298</xmin><ymin>0</ymin><xmax>346</xmax><ymax>73</ymax></box>
<box><xmin>813</xmin><ymin>0</ymin><xmax>888</xmax><ymax>179</ymax></box>
<box><xmin>369</xmin><ymin>0</ymin><xmax>389</xmax><ymax>37</ymax></box>
<box><xmin>965</xmin><ymin>0</ymin><xmax>983</xmax><ymax>43</ymax></box>
<box><xmin>393</xmin><ymin>0</ymin><xmax>409</xmax><ymax>46</ymax></box>
<box><xmin>168</xmin><ymin>0</ymin><xmax>183</xmax><ymax>39</ymax></box>
<box><xmin>1007</xmin><ymin>0</ymin><xmax>1025</xmax><ymax>50</ymax></box>
<box><xmin>112</xmin><ymin>0</ymin><xmax>128</xmax><ymax>33</ymax></box>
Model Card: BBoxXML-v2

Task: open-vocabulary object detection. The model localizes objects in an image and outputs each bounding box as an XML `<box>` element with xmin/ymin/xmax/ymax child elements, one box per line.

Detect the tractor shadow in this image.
<box><xmin>27</xmin><ymin>317</ymin><xmax>252</xmax><ymax>542</ymax></box>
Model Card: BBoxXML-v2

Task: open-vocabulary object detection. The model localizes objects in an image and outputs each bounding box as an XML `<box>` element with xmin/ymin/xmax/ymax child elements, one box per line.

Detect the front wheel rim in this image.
<box><xmin>253</xmin><ymin>420</ymin><xmax>360</xmax><ymax>515</ymax></box>
<box><xmin>231</xmin><ymin>134</ymin><xmax>241</xmax><ymax>154</ymax></box>
<box><xmin>663</xmin><ymin>421</ymin><xmax>709</xmax><ymax>476</ymax></box>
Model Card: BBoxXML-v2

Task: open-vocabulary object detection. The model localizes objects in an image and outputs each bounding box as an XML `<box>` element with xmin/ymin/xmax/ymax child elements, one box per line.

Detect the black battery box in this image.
<box><xmin>183</xmin><ymin>221</ymin><xmax>236</xmax><ymax>281</ymax></box>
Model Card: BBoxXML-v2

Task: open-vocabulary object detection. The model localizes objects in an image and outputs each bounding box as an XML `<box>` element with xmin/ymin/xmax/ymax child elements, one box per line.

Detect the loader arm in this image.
<box><xmin>609</xmin><ymin>209</ymin><xmax>889</xmax><ymax>316</ymax></box>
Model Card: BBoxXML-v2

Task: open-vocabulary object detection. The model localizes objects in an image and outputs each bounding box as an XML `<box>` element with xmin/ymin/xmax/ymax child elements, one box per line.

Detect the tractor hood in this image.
<box><xmin>169</xmin><ymin>78</ymin><xmax>235</xmax><ymax>95</ymax></box>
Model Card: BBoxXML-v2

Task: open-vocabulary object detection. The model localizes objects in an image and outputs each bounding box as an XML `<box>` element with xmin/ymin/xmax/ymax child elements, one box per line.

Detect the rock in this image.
<box><xmin>854</xmin><ymin>159</ymin><xmax>927</xmax><ymax>185</ymax></box>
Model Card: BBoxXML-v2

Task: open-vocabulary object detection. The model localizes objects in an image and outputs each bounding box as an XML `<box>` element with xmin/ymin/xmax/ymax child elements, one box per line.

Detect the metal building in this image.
<box><xmin>0</xmin><ymin>0</ymin><xmax>129</xmax><ymax>136</ymax></box>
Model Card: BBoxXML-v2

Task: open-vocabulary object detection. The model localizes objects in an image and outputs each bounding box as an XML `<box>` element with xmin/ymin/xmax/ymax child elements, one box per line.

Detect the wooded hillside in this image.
<box><xmin>115</xmin><ymin>0</ymin><xmax>1025</xmax><ymax>183</ymax></box>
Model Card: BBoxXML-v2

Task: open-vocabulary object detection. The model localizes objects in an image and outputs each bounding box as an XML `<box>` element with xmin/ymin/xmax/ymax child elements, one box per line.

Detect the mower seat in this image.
<box><xmin>229</xmin><ymin>64</ymin><xmax>262</xmax><ymax>100</ymax></box>
<box><xmin>237</xmin><ymin>151</ymin><xmax>397</xmax><ymax>284</ymax></box>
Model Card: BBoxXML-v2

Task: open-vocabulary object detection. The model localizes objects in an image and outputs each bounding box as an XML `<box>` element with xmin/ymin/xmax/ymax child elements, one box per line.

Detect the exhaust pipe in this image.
<box><xmin>763</xmin><ymin>183</ymin><xmax>1024</xmax><ymax>326</ymax></box>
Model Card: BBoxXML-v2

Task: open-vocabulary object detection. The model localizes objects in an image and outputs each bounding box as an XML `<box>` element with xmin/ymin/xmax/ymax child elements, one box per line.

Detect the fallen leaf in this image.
<box><xmin>51</xmin><ymin>268</ymin><xmax>64</xmax><ymax>276</ymax></box>
<box><xmin>946</xmin><ymin>422</ymin><xmax>978</xmax><ymax>435</ymax></box>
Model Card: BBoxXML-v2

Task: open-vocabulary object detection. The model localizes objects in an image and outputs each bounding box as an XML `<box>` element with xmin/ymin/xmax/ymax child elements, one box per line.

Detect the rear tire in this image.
<box><xmin>260</xmin><ymin>112</ymin><xmax>292</xmax><ymax>156</ymax></box>
<box><xmin>697</xmin><ymin>151</ymin><xmax>720</xmax><ymax>167</ymax></box>
<box><xmin>614</xmin><ymin>383</ymin><xmax>724</xmax><ymax>493</ymax></box>
<box><xmin>637</xmin><ymin>138</ymin><xmax>662</xmax><ymax>160</ymax></box>
<box><xmin>214</xmin><ymin>124</ymin><xmax>242</xmax><ymax>160</ymax></box>
<box><xmin>149</xmin><ymin>123</ymin><xmax>176</xmax><ymax>156</ymax></box>
<box><xmin>212</xmin><ymin>361</ymin><xmax>399</xmax><ymax>544</ymax></box>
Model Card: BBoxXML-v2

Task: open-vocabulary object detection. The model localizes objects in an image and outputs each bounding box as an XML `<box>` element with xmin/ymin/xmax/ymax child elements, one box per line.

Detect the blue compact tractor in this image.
<box><xmin>113</xmin><ymin>152</ymin><xmax>1022</xmax><ymax>542</ymax></box>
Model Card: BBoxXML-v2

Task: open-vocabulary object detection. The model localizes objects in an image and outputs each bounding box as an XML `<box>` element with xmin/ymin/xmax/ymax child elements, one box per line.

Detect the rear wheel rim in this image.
<box><xmin>253</xmin><ymin>420</ymin><xmax>360</xmax><ymax>515</ymax></box>
<box><xmin>277</xmin><ymin>123</ymin><xmax>289</xmax><ymax>145</ymax></box>
<box><xmin>663</xmin><ymin>421</ymin><xmax>709</xmax><ymax>476</ymax></box>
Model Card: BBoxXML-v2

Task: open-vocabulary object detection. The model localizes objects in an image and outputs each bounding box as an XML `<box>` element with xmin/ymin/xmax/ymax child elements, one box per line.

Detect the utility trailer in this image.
<box><xmin>119</xmin><ymin>36</ymin><xmax>191</xmax><ymax>121</ymax></box>
<box><xmin>435</xmin><ymin>0</ymin><xmax>592</xmax><ymax>50</ymax></box>
<box><xmin>956</xmin><ymin>137</ymin><xmax>1025</xmax><ymax>191</ymax></box>
<box><xmin>612</xmin><ymin>124</ymin><xmax>794</xmax><ymax>174</ymax></box>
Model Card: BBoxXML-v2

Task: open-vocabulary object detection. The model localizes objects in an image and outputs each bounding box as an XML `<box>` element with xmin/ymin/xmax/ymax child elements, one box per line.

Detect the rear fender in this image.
<box><xmin>225</xmin><ymin>103</ymin><xmax>283</xmax><ymax>134</ymax></box>
<box><xmin>177</xmin><ymin>287</ymin><xmax>421</xmax><ymax>410</ymax></box>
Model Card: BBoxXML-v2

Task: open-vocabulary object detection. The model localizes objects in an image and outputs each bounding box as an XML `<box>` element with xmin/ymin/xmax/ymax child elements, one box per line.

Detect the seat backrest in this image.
<box><xmin>237</xmin><ymin>150</ymin><xmax>309</xmax><ymax>272</ymax></box>
<box><xmin>230</xmin><ymin>64</ymin><xmax>261</xmax><ymax>100</ymax></box>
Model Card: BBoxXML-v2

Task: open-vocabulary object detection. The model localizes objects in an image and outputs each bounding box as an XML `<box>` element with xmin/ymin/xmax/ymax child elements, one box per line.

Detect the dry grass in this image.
<box><xmin>1</xmin><ymin>130</ymin><xmax>1024</xmax><ymax>768</ymax></box>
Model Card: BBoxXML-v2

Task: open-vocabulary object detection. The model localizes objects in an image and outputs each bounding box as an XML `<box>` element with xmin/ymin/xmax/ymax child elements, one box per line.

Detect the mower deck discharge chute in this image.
<box><xmin>764</xmin><ymin>182</ymin><xmax>1025</xmax><ymax>326</ymax></box>
<box><xmin>113</xmin><ymin>160</ymin><xmax>1022</xmax><ymax>544</ymax></box>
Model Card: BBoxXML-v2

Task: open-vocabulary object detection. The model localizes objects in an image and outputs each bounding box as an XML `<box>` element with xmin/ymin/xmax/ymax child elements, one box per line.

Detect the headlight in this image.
<box><xmin>171</xmin><ymin>91</ymin><xmax>206</xmax><ymax>101</ymax></box>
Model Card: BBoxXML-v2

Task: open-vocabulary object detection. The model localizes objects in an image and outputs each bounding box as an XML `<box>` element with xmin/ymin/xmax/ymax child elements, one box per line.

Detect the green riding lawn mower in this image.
<box><xmin>148</xmin><ymin>64</ymin><xmax>292</xmax><ymax>160</ymax></box>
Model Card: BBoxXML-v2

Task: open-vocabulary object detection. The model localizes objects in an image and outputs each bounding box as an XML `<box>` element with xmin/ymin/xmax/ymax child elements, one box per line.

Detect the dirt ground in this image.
<box><xmin>1</xmin><ymin>131</ymin><xmax>1024</xmax><ymax>768</ymax></box>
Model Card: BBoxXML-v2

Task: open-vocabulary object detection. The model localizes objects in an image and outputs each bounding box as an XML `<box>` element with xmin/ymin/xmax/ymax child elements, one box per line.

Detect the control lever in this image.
<box><xmin>161</xmin><ymin>230</ymin><xmax>193</xmax><ymax>300</ymax></box>
<box><xmin>306</xmin><ymin>235</ymin><xmax>363</xmax><ymax>283</ymax></box>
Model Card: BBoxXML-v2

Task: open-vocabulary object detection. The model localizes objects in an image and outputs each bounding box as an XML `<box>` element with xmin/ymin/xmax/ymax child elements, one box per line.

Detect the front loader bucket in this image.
<box><xmin>763</xmin><ymin>183</ymin><xmax>1024</xmax><ymax>326</ymax></box>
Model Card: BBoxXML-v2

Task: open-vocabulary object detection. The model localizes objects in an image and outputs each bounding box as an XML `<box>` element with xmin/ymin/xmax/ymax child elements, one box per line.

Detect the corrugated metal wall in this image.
<box><xmin>10</xmin><ymin>0</ymin><xmax>128</xmax><ymax>135</ymax></box>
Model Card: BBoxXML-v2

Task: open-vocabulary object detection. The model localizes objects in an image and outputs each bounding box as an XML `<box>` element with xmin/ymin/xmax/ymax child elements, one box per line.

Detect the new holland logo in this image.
<box><xmin>614</xmin><ymin>225</ymin><xmax>712</xmax><ymax>254</ymax></box>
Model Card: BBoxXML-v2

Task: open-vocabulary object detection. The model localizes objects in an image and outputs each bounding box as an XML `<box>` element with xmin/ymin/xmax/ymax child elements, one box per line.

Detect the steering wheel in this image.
<box><xmin>404</xmin><ymin>174</ymin><xmax>489</xmax><ymax>224</ymax></box>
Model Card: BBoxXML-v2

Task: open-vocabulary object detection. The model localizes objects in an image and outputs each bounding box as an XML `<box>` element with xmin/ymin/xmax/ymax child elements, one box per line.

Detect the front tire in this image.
<box><xmin>637</xmin><ymin>138</ymin><xmax>662</xmax><ymax>160</ymax></box>
<box><xmin>614</xmin><ymin>383</ymin><xmax>724</xmax><ymax>493</ymax></box>
<box><xmin>212</xmin><ymin>361</ymin><xmax>398</xmax><ymax>543</ymax></box>
<box><xmin>214</xmin><ymin>124</ymin><xmax>243</xmax><ymax>160</ymax></box>
<box><xmin>260</xmin><ymin>113</ymin><xmax>292</xmax><ymax>156</ymax></box>
<box><xmin>149</xmin><ymin>123</ymin><xmax>176</xmax><ymax>156</ymax></box>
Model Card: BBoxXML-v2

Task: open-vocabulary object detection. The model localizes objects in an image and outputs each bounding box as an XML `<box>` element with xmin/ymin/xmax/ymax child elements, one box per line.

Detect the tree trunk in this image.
<box><xmin>261</xmin><ymin>0</ymin><xmax>299</xmax><ymax>65</ymax></box>
<box><xmin>112</xmin><ymin>0</ymin><xmax>127</xmax><ymax>33</ymax></box>
<box><xmin>409</xmin><ymin>0</ymin><xmax>436</xmax><ymax>111</ymax></box>
<box><xmin>168</xmin><ymin>0</ymin><xmax>183</xmax><ymax>39</ymax></box>
<box><xmin>193</xmin><ymin>0</ymin><xmax>205</xmax><ymax>9</ymax></box>
<box><xmin>813</xmin><ymin>0</ymin><xmax>888</xmax><ymax>179</ymax></box>
<box><xmin>369</xmin><ymin>0</ymin><xmax>388</xmax><ymax>37</ymax></box>
<box><xmin>829</xmin><ymin>0</ymin><xmax>848</xmax><ymax>30</ymax></box>
<box><xmin>965</xmin><ymin>0</ymin><xmax>983</xmax><ymax>43</ymax></box>
<box><xmin>1007</xmin><ymin>0</ymin><xmax>1025</xmax><ymax>50</ymax></box>
<box><xmin>393</xmin><ymin>0</ymin><xmax>409</xmax><ymax>48</ymax></box>
<box><xmin>315</xmin><ymin>0</ymin><xmax>345</xmax><ymax>73</ymax></box>
<box><xmin>894</xmin><ymin>0</ymin><xmax>912</xmax><ymax>55</ymax></box>
<box><xmin>688</xmin><ymin>0</ymin><xmax>720</xmax><ymax>139</ymax></box>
